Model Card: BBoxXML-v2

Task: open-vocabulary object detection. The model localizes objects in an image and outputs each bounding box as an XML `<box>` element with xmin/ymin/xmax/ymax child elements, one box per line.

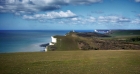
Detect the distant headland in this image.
<box><xmin>45</xmin><ymin>30</ymin><xmax>140</xmax><ymax>51</ymax></box>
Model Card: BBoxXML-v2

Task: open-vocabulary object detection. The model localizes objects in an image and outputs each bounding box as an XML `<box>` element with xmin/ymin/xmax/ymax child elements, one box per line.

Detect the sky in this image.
<box><xmin>0</xmin><ymin>0</ymin><xmax>140</xmax><ymax>30</ymax></box>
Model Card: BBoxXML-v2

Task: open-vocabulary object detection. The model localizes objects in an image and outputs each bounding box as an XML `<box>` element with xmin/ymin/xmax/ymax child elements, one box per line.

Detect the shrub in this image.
<box><xmin>49</xmin><ymin>45</ymin><xmax>57</xmax><ymax>51</ymax></box>
<box><xmin>94</xmin><ymin>48</ymin><xmax>99</xmax><ymax>50</ymax></box>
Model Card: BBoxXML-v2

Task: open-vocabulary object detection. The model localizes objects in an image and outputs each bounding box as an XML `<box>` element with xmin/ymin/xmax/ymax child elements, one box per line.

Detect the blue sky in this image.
<box><xmin>0</xmin><ymin>0</ymin><xmax>140</xmax><ymax>30</ymax></box>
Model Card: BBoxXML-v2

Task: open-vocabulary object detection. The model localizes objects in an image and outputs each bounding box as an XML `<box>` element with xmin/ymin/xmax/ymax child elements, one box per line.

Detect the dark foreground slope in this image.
<box><xmin>0</xmin><ymin>50</ymin><xmax>140</xmax><ymax>74</ymax></box>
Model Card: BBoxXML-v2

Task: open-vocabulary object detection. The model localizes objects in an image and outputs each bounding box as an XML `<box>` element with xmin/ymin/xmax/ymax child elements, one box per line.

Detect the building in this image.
<box><xmin>94</xmin><ymin>30</ymin><xmax>111</xmax><ymax>33</ymax></box>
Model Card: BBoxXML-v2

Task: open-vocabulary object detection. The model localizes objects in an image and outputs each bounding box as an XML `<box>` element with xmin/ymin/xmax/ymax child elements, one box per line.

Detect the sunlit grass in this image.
<box><xmin>0</xmin><ymin>50</ymin><xmax>140</xmax><ymax>74</ymax></box>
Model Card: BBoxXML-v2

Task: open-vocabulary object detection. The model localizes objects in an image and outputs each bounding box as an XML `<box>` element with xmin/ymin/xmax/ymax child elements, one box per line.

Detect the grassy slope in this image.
<box><xmin>0</xmin><ymin>50</ymin><xmax>140</xmax><ymax>74</ymax></box>
<box><xmin>110</xmin><ymin>30</ymin><xmax>140</xmax><ymax>36</ymax></box>
<box><xmin>49</xmin><ymin>30</ymin><xmax>140</xmax><ymax>50</ymax></box>
<box><xmin>108</xmin><ymin>30</ymin><xmax>140</xmax><ymax>45</ymax></box>
<box><xmin>53</xmin><ymin>35</ymin><xmax>79</xmax><ymax>51</ymax></box>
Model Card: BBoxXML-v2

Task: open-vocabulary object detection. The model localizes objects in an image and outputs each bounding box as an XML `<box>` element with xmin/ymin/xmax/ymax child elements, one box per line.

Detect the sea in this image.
<box><xmin>0</xmin><ymin>30</ymin><xmax>94</xmax><ymax>53</ymax></box>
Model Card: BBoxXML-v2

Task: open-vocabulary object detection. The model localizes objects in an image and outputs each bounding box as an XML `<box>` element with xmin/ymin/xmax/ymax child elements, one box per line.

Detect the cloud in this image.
<box><xmin>23</xmin><ymin>11</ymin><xmax>140</xmax><ymax>26</ymax></box>
<box><xmin>59</xmin><ymin>21</ymin><xmax>64</xmax><ymax>24</ymax></box>
<box><xmin>0</xmin><ymin>0</ymin><xmax>61</xmax><ymax>14</ymax></box>
<box><xmin>135</xmin><ymin>0</ymin><xmax>140</xmax><ymax>2</ymax></box>
<box><xmin>86</xmin><ymin>17</ymin><xmax>96</xmax><ymax>22</ymax></box>
<box><xmin>0</xmin><ymin>0</ymin><xmax>102</xmax><ymax>15</ymax></box>
<box><xmin>131</xmin><ymin>19</ymin><xmax>140</xmax><ymax>24</ymax></box>
<box><xmin>68</xmin><ymin>0</ymin><xmax>103</xmax><ymax>5</ymax></box>
<box><xmin>118</xmin><ymin>18</ymin><xmax>130</xmax><ymax>22</ymax></box>
<box><xmin>23</xmin><ymin>15</ymin><xmax>35</xmax><ymax>20</ymax></box>
<box><xmin>71</xmin><ymin>18</ymin><xmax>79</xmax><ymax>21</ymax></box>
<box><xmin>68</xmin><ymin>15</ymin><xmax>133</xmax><ymax>25</ymax></box>
<box><xmin>23</xmin><ymin>10</ymin><xmax>76</xmax><ymax>20</ymax></box>
<box><xmin>15</xmin><ymin>12</ymin><xmax>20</xmax><ymax>15</ymax></box>
<box><xmin>0</xmin><ymin>6</ymin><xmax>3</xmax><ymax>9</ymax></box>
<box><xmin>98</xmin><ymin>16</ymin><xmax>108</xmax><ymax>22</ymax></box>
<box><xmin>97</xmin><ymin>16</ymin><xmax>130</xmax><ymax>23</ymax></box>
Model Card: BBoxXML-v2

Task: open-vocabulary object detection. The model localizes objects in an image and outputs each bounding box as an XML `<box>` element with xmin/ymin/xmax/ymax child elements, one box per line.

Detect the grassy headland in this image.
<box><xmin>48</xmin><ymin>30</ymin><xmax>140</xmax><ymax>51</ymax></box>
<box><xmin>109</xmin><ymin>30</ymin><xmax>140</xmax><ymax>36</ymax></box>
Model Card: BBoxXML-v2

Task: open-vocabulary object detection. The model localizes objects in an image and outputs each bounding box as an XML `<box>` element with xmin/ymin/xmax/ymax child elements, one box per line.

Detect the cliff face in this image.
<box><xmin>51</xmin><ymin>36</ymin><xmax>57</xmax><ymax>43</ymax></box>
<box><xmin>48</xmin><ymin>31</ymin><xmax>140</xmax><ymax>51</ymax></box>
<box><xmin>48</xmin><ymin>35</ymin><xmax>79</xmax><ymax>51</ymax></box>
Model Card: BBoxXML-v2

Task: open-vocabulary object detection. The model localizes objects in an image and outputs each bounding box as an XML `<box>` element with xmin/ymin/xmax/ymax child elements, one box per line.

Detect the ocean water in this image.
<box><xmin>0</xmin><ymin>30</ymin><xmax>94</xmax><ymax>53</ymax></box>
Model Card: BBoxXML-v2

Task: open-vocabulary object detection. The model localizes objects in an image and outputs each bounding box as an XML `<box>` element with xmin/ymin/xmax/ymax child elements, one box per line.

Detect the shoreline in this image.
<box><xmin>1</xmin><ymin>30</ymin><xmax>140</xmax><ymax>53</ymax></box>
<box><xmin>1</xmin><ymin>50</ymin><xmax>140</xmax><ymax>54</ymax></box>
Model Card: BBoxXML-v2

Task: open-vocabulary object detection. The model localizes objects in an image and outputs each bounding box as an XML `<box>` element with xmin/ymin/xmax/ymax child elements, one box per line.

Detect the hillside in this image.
<box><xmin>109</xmin><ymin>30</ymin><xmax>140</xmax><ymax>36</ymax></box>
<box><xmin>51</xmin><ymin>35</ymin><xmax>79</xmax><ymax>51</ymax></box>
<box><xmin>47</xmin><ymin>30</ymin><xmax>140</xmax><ymax>51</ymax></box>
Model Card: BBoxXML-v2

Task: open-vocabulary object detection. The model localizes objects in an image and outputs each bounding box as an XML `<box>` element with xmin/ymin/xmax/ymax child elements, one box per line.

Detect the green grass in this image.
<box><xmin>110</xmin><ymin>30</ymin><xmax>140</xmax><ymax>37</ymax></box>
<box><xmin>48</xmin><ymin>30</ymin><xmax>140</xmax><ymax>51</ymax></box>
<box><xmin>53</xmin><ymin>35</ymin><xmax>79</xmax><ymax>51</ymax></box>
<box><xmin>0</xmin><ymin>50</ymin><xmax>140</xmax><ymax>74</ymax></box>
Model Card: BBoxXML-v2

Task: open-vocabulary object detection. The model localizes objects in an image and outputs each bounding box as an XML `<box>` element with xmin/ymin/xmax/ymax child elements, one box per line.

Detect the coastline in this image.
<box><xmin>0</xmin><ymin>30</ymin><xmax>69</xmax><ymax>53</ymax></box>
<box><xmin>1</xmin><ymin>30</ymin><xmax>140</xmax><ymax>53</ymax></box>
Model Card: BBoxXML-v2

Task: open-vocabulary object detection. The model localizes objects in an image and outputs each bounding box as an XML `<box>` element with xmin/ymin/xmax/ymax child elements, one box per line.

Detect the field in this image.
<box><xmin>110</xmin><ymin>30</ymin><xmax>140</xmax><ymax>36</ymax></box>
<box><xmin>0</xmin><ymin>50</ymin><xmax>140</xmax><ymax>74</ymax></box>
